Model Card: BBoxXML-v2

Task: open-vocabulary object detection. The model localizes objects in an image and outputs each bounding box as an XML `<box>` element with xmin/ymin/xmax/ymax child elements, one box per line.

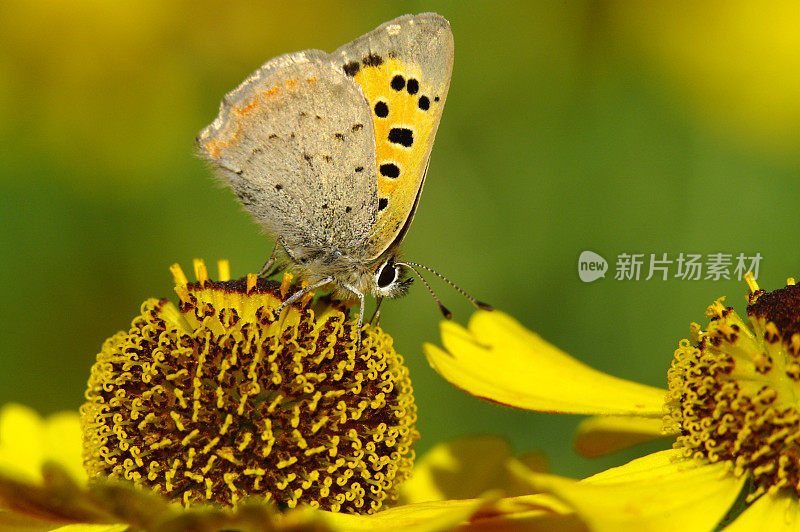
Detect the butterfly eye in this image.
<box><xmin>376</xmin><ymin>261</ymin><xmax>397</xmax><ymax>289</ymax></box>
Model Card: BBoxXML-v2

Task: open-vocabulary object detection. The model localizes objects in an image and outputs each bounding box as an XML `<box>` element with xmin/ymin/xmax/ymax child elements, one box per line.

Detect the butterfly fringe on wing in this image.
<box><xmin>196</xmin><ymin>13</ymin><xmax>454</xmax><ymax>316</ymax></box>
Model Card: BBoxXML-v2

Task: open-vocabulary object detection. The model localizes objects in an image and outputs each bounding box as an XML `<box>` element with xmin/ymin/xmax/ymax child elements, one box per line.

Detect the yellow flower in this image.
<box><xmin>425</xmin><ymin>273</ymin><xmax>800</xmax><ymax>531</ymax></box>
<box><xmin>82</xmin><ymin>259</ymin><xmax>417</xmax><ymax>513</ymax></box>
<box><xmin>0</xmin><ymin>259</ymin><xmax>569</xmax><ymax>531</ymax></box>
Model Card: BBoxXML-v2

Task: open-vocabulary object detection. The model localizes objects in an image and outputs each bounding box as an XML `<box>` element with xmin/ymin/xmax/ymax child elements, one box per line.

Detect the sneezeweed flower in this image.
<box><xmin>0</xmin><ymin>259</ymin><xmax>576</xmax><ymax>531</ymax></box>
<box><xmin>68</xmin><ymin>257</ymin><xmax>425</xmax><ymax>518</ymax></box>
<box><xmin>81</xmin><ymin>259</ymin><xmax>417</xmax><ymax>513</ymax></box>
<box><xmin>425</xmin><ymin>273</ymin><xmax>800</xmax><ymax>530</ymax></box>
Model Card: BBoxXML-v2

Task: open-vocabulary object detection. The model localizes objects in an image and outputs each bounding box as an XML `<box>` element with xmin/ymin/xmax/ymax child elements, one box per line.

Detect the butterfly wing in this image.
<box><xmin>332</xmin><ymin>13</ymin><xmax>454</xmax><ymax>261</ymax></box>
<box><xmin>197</xmin><ymin>51</ymin><xmax>379</xmax><ymax>259</ymax></box>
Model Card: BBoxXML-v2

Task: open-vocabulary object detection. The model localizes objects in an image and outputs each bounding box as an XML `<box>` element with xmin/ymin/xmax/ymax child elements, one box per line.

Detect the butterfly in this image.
<box><xmin>197</xmin><ymin>13</ymin><xmax>489</xmax><ymax>342</ymax></box>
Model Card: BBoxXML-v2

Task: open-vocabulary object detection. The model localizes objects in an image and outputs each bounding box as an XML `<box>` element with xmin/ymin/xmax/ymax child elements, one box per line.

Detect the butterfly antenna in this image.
<box><xmin>399</xmin><ymin>261</ymin><xmax>493</xmax><ymax>311</ymax></box>
<box><xmin>398</xmin><ymin>262</ymin><xmax>453</xmax><ymax>319</ymax></box>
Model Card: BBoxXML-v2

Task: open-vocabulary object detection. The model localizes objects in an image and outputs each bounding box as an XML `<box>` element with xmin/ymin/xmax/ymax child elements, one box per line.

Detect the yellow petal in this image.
<box><xmin>324</xmin><ymin>493</ymin><xmax>585</xmax><ymax>532</ymax></box>
<box><xmin>0</xmin><ymin>510</ymin><xmax>58</xmax><ymax>531</ymax></box>
<box><xmin>0</xmin><ymin>405</ymin><xmax>85</xmax><ymax>485</ymax></box>
<box><xmin>321</xmin><ymin>497</ymin><xmax>494</xmax><ymax>532</ymax></box>
<box><xmin>51</xmin><ymin>526</ymin><xmax>129</xmax><ymax>532</ymax></box>
<box><xmin>463</xmin><ymin>494</ymin><xmax>588</xmax><ymax>531</ymax></box>
<box><xmin>459</xmin><ymin>512</ymin><xmax>589</xmax><ymax>531</ymax></box>
<box><xmin>511</xmin><ymin>450</ymin><xmax>747</xmax><ymax>532</ymax></box>
<box><xmin>0</xmin><ymin>404</ymin><xmax>46</xmax><ymax>481</ymax></box>
<box><xmin>424</xmin><ymin>311</ymin><xmax>666</xmax><ymax>415</ymax></box>
<box><xmin>725</xmin><ymin>491</ymin><xmax>800</xmax><ymax>531</ymax></box>
<box><xmin>401</xmin><ymin>435</ymin><xmax>547</xmax><ymax>504</ymax></box>
<box><xmin>574</xmin><ymin>415</ymin><xmax>674</xmax><ymax>457</ymax></box>
<box><xmin>0</xmin><ymin>464</ymin><xmax>116</xmax><ymax>526</ymax></box>
<box><xmin>0</xmin><ymin>514</ymin><xmax>146</xmax><ymax>532</ymax></box>
<box><xmin>43</xmin><ymin>412</ymin><xmax>85</xmax><ymax>483</ymax></box>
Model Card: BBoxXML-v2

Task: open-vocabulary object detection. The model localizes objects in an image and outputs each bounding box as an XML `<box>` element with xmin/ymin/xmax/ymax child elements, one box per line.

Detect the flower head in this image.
<box><xmin>80</xmin><ymin>259</ymin><xmax>418</xmax><ymax>514</ymax></box>
<box><xmin>666</xmin><ymin>274</ymin><xmax>800</xmax><ymax>501</ymax></box>
<box><xmin>425</xmin><ymin>274</ymin><xmax>800</xmax><ymax>529</ymax></box>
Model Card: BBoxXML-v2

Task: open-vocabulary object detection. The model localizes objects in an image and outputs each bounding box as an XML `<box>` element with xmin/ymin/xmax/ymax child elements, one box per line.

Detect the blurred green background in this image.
<box><xmin>2</xmin><ymin>0</ymin><xmax>799</xmax><ymax>481</ymax></box>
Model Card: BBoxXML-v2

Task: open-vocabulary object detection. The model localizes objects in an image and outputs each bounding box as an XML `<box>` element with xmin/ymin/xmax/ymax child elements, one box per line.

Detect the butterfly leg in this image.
<box><xmin>356</xmin><ymin>291</ymin><xmax>366</xmax><ymax>352</ymax></box>
<box><xmin>275</xmin><ymin>276</ymin><xmax>334</xmax><ymax>317</ymax></box>
<box><xmin>258</xmin><ymin>240</ymin><xmax>282</xmax><ymax>277</ymax></box>
<box><xmin>369</xmin><ymin>296</ymin><xmax>384</xmax><ymax>327</ymax></box>
<box><xmin>343</xmin><ymin>283</ymin><xmax>367</xmax><ymax>351</ymax></box>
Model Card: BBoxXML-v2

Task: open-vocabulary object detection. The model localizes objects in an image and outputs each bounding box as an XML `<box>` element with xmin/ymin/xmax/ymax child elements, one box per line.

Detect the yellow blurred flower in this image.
<box><xmin>606</xmin><ymin>1</ymin><xmax>800</xmax><ymax>157</ymax></box>
<box><xmin>426</xmin><ymin>273</ymin><xmax>800</xmax><ymax>530</ymax></box>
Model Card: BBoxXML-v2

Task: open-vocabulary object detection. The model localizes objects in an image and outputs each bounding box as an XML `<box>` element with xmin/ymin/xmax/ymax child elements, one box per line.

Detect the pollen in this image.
<box><xmin>665</xmin><ymin>273</ymin><xmax>800</xmax><ymax>501</ymax></box>
<box><xmin>80</xmin><ymin>260</ymin><xmax>418</xmax><ymax>514</ymax></box>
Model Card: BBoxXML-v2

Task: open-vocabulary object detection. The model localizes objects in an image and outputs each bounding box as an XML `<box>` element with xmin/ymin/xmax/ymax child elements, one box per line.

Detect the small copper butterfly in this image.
<box><xmin>197</xmin><ymin>13</ymin><xmax>489</xmax><ymax>339</ymax></box>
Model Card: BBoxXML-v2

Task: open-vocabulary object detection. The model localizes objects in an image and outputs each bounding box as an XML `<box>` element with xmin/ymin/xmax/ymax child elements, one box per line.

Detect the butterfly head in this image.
<box><xmin>371</xmin><ymin>255</ymin><xmax>413</xmax><ymax>298</ymax></box>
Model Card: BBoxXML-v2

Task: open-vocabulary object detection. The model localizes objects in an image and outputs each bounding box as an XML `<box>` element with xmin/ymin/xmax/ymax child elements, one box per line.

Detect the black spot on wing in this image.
<box><xmin>345</xmin><ymin>206</ymin><xmax>352</xmax><ymax>213</ymax></box>
<box><xmin>380</xmin><ymin>163</ymin><xmax>400</xmax><ymax>178</ymax></box>
<box><xmin>418</xmin><ymin>96</ymin><xmax>430</xmax><ymax>111</ymax></box>
<box><xmin>363</xmin><ymin>53</ymin><xmax>383</xmax><ymax>67</ymax></box>
<box><xmin>352</xmin><ymin>123</ymin><xmax>364</xmax><ymax>132</ymax></box>
<box><xmin>343</xmin><ymin>61</ymin><xmax>360</xmax><ymax>76</ymax></box>
<box><xmin>388</xmin><ymin>128</ymin><xmax>414</xmax><ymax>147</ymax></box>
<box><xmin>378</xmin><ymin>198</ymin><xmax>389</xmax><ymax>211</ymax></box>
<box><xmin>275</xmin><ymin>184</ymin><xmax>283</xmax><ymax>191</ymax></box>
<box><xmin>390</xmin><ymin>75</ymin><xmax>405</xmax><ymax>91</ymax></box>
<box><xmin>374</xmin><ymin>101</ymin><xmax>389</xmax><ymax>118</ymax></box>
<box><xmin>354</xmin><ymin>166</ymin><xmax>364</xmax><ymax>173</ymax></box>
<box><xmin>334</xmin><ymin>133</ymin><xmax>345</xmax><ymax>141</ymax></box>
<box><xmin>406</xmin><ymin>79</ymin><xmax>419</xmax><ymax>95</ymax></box>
